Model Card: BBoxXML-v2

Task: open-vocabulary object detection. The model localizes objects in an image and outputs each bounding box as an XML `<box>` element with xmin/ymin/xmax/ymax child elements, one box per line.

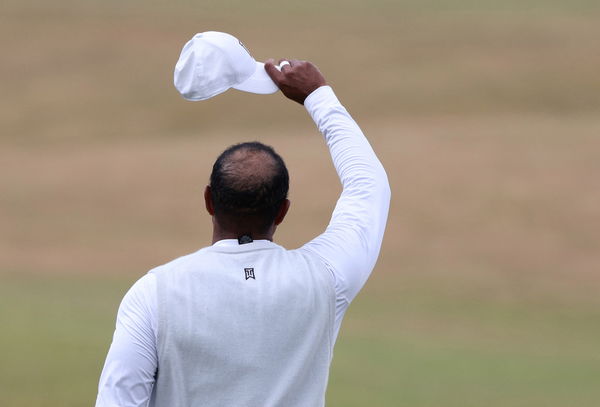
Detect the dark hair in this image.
<box><xmin>209</xmin><ymin>142</ymin><xmax>289</xmax><ymax>232</ymax></box>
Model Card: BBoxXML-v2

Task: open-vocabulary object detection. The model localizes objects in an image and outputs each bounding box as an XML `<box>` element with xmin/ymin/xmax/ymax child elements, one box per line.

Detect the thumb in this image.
<box><xmin>264</xmin><ymin>59</ymin><xmax>284</xmax><ymax>87</ymax></box>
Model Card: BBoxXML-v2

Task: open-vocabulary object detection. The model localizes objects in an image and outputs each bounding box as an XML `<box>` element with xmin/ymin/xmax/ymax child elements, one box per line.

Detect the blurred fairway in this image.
<box><xmin>2</xmin><ymin>0</ymin><xmax>600</xmax><ymax>406</ymax></box>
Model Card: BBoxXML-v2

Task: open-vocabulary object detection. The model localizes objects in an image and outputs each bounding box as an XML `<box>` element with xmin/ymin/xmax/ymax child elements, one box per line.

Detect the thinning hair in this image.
<box><xmin>209</xmin><ymin>142</ymin><xmax>289</xmax><ymax>232</ymax></box>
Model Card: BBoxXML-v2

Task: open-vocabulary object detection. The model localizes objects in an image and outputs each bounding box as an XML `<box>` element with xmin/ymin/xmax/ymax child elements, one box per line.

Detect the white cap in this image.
<box><xmin>174</xmin><ymin>31</ymin><xmax>279</xmax><ymax>101</ymax></box>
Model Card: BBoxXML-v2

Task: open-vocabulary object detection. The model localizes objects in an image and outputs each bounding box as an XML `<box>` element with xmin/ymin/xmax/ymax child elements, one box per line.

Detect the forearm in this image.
<box><xmin>306</xmin><ymin>86</ymin><xmax>389</xmax><ymax>200</ymax></box>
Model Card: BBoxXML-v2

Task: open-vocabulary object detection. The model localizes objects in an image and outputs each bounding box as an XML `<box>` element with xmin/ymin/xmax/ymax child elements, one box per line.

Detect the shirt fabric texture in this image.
<box><xmin>96</xmin><ymin>85</ymin><xmax>391</xmax><ymax>407</ymax></box>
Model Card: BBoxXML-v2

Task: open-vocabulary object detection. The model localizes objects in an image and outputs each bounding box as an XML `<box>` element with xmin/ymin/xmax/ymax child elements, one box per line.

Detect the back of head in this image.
<box><xmin>210</xmin><ymin>142</ymin><xmax>289</xmax><ymax>234</ymax></box>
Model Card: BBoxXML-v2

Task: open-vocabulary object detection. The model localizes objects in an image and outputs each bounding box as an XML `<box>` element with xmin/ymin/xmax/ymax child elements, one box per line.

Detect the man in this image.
<box><xmin>96</xmin><ymin>58</ymin><xmax>390</xmax><ymax>406</ymax></box>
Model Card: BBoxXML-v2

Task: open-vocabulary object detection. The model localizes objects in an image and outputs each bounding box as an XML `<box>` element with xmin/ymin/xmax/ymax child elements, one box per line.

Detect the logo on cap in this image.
<box><xmin>238</xmin><ymin>40</ymin><xmax>251</xmax><ymax>57</ymax></box>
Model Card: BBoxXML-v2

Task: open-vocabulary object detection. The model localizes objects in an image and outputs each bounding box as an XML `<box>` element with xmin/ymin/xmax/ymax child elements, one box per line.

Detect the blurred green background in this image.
<box><xmin>1</xmin><ymin>0</ymin><xmax>600</xmax><ymax>406</ymax></box>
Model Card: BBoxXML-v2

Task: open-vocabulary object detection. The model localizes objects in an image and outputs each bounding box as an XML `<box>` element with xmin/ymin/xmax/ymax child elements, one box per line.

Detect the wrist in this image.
<box><xmin>303</xmin><ymin>85</ymin><xmax>332</xmax><ymax>106</ymax></box>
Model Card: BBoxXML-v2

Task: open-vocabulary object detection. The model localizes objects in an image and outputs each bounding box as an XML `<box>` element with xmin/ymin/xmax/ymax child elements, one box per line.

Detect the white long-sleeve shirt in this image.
<box><xmin>96</xmin><ymin>86</ymin><xmax>391</xmax><ymax>407</ymax></box>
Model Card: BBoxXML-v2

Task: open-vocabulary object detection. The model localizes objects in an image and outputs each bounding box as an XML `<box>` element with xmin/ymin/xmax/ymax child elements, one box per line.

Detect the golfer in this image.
<box><xmin>96</xmin><ymin>56</ymin><xmax>390</xmax><ymax>406</ymax></box>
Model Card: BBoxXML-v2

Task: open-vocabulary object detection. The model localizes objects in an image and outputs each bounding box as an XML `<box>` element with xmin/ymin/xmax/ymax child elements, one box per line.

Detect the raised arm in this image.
<box><xmin>265</xmin><ymin>60</ymin><xmax>391</xmax><ymax>306</ymax></box>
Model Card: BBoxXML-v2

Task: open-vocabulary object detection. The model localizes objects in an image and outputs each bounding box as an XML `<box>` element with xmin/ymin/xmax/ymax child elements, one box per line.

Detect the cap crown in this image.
<box><xmin>174</xmin><ymin>32</ymin><xmax>257</xmax><ymax>100</ymax></box>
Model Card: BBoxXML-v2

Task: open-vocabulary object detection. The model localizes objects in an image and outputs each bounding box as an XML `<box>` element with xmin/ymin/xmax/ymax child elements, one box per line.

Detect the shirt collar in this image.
<box><xmin>212</xmin><ymin>239</ymin><xmax>276</xmax><ymax>248</ymax></box>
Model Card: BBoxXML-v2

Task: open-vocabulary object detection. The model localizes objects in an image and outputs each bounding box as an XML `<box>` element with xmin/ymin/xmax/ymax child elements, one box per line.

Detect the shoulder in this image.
<box><xmin>149</xmin><ymin>247</ymin><xmax>210</xmax><ymax>276</ymax></box>
<box><xmin>121</xmin><ymin>272</ymin><xmax>156</xmax><ymax>308</ymax></box>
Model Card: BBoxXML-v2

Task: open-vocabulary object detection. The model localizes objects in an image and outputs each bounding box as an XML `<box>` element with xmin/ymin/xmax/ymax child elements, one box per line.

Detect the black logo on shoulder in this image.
<box><xmin>244</xmin><ymin>268</ymin><xmax>255</xmax><ymax>280</ymax></box>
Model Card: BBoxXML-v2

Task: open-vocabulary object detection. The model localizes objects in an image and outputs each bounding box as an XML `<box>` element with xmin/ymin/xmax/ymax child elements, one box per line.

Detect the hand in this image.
<box><xmin>264</xmin><ymin>59</ymin><xmax>327</xmax><ymax>104</ymax></box>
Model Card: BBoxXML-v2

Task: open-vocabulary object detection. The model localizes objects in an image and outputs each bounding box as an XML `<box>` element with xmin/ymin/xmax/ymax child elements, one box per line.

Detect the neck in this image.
<box><xmin>211</xmin><ymin>225</ymin><xmax>276</xmax><ymax>245</ymax></box>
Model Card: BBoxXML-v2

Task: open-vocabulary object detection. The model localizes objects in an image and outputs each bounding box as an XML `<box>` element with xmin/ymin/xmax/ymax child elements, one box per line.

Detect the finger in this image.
<box><xmin>264</xmin><ymin>59</ymin><xmax>285</xmax><ymax>85</ymax></box>
<box><xmin>278</xmin><ymin>59</ymin><xmax>292</xmax><ymax>73</ymax></box>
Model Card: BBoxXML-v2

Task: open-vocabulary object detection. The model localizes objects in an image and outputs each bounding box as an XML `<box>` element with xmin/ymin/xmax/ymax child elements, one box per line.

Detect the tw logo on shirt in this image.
<box><xmin>244</xmin><ymin>268</ymin><xmax>255</xmax><ymax>280</ymax></box>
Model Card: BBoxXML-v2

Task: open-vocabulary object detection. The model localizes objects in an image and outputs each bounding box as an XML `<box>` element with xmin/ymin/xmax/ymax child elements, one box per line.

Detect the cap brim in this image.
<box><xmin>232</xmin><ymin>62</ymin><xmax>279</xmax><ymax>95</ymax></box>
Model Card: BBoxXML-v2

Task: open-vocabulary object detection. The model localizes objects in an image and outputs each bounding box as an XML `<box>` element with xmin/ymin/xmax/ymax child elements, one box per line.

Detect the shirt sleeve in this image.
<box><xmin>301</xmin><ymin>86</ymin><xmax>391</xmax><ymax>318</ymax></box>
<box><xmin>95</xmin><ymin>273</ymin><xmax>158</xmax><ymax>407</ymax></box>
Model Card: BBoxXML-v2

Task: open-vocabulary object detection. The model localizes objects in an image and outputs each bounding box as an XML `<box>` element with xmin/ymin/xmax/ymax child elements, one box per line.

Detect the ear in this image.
<box><xmin>274</xmin><ymin>199</ymin><xmax>291</xmax><ymax>226</ymax></box>
<box><xmin>204</xmin><ymin>185</ymin><xmax>215</xmax><ymax>216</ymax></box>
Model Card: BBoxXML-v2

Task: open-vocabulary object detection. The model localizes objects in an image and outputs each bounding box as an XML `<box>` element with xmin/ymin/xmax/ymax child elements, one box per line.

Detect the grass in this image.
<box><xmin>328</xmin><ymin>272</ymin><xmax>600</xmax><ymax>407</ymax></box>
<box><xmin>0</xmin><ymin>273</ymin><xmax>130</xmax><ymax>406</ymax></box>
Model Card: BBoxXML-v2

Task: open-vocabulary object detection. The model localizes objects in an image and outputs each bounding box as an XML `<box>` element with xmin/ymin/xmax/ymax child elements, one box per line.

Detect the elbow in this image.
<box><xmin>345</xmin><ymin>164</ymin><xmax>391</xmax><ymax>205</ymax></box>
